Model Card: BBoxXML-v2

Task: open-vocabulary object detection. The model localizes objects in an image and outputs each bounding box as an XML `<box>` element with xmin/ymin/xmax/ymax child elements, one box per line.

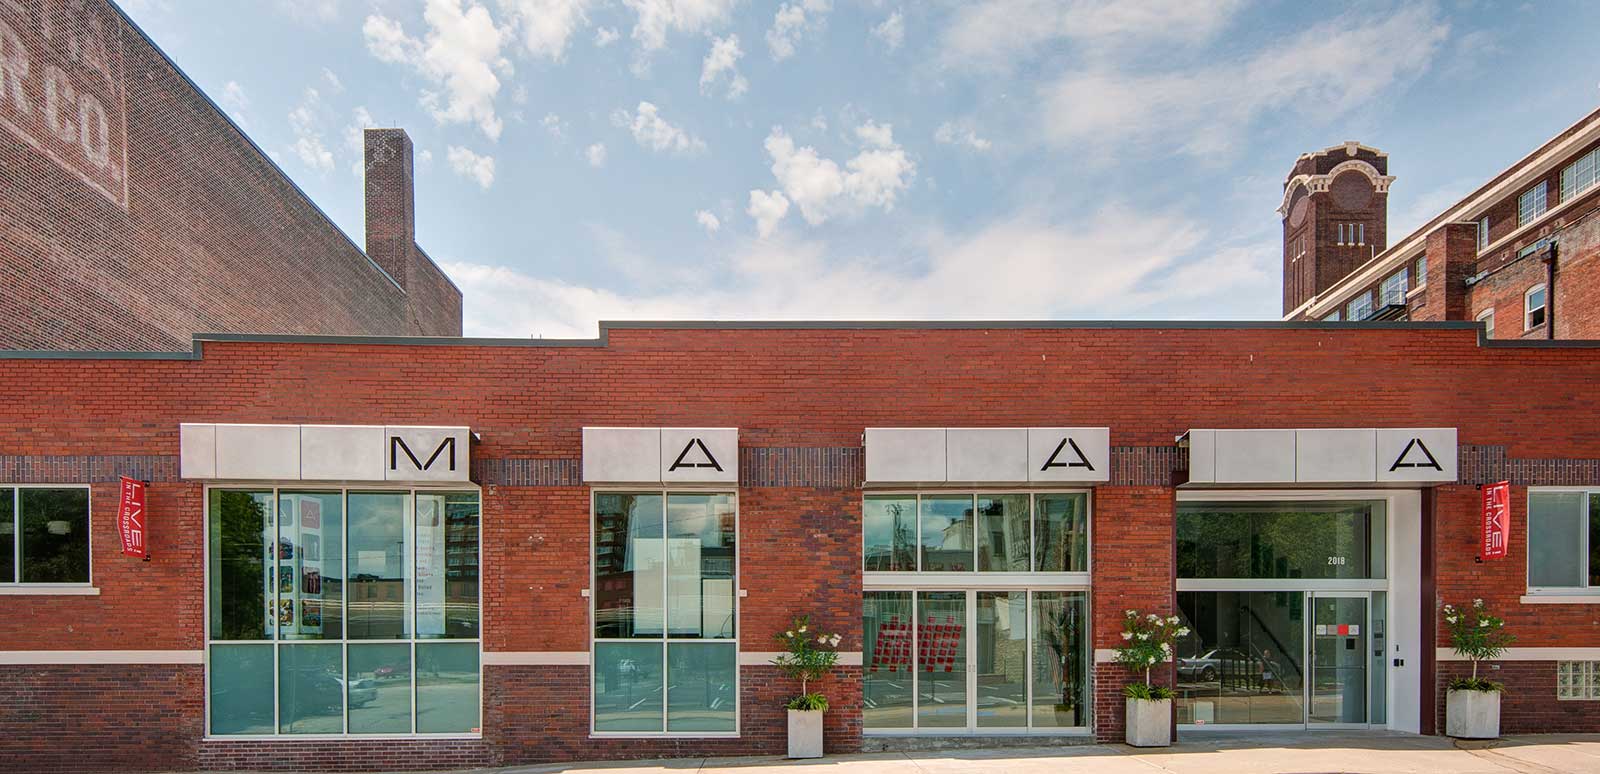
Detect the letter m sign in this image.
<box><xmin>384</xmin><ymin>427</ymin><xmax>471</xmax><ymax>482</ymax></box>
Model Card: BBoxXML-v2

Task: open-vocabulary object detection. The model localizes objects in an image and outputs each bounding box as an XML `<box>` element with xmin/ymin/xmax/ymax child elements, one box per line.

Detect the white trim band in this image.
<box><xmin>1520</xmin><ymin>594</ymin><xmax>1600</xmax><ymax>605</ymax></box>
<box><xmin>0</xmin><ymin>585</ymin><xmax>100</xmax><ymax>596</ymax></box>
<box><xmin>1437</xmin><ymin>647</ymin><xmax>1600</xmax><ymax>662</ymax></box>
<box><xmin>481</xmin><ymin>651</ymin><xmax>588</xmax><ymax>666</ymax></box>
<box><xmin>0</xmin><ymin>650</ymin><xmax>203</xmax><ymax>664</ymax></box>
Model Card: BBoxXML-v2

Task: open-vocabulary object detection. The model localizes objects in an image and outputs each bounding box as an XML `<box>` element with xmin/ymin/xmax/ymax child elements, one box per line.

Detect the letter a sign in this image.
<box><xmin>1375</xmin><ymin>428</ymin><xmax>1456</xmax><ymax>482</ymax></box>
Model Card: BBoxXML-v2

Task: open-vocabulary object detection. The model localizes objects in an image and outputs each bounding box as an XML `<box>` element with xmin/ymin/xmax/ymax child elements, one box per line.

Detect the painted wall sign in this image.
<box><xmin>1481</xmin><ymin>480</ymin><xmax>1510</xmax><ymax>560</ymax></box>
<box><xmin>582</xmin><ymin>427</ymin><xmax>739</xmax><ymax>484</ymax></box>
<box><xmin>116</xmin><ymin>475</ymin><xmax>147</xmax><ymax>559</ymax></box>
<box><xmin>0</xmin><ymin>0</ymin><xmax>130</xmax><ymax>209</ymax></box>
<box><xmin>179</xmin><ymin>423</ymin><xmax>471</xmax><ymax>482</ymax></box>
<box><xmin>864</xmin><ymin>427</ymin><xmax>1111</xmax><ymax>484</ymax></box>
<box><xmin>1187</xmin><ymin>428</ymin><xmax>1457</xmax><ymax>484</ymax></box>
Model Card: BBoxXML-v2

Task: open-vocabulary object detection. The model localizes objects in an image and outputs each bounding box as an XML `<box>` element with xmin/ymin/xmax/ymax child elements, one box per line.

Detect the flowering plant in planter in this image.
<box><xmin>772</xmin><ymin>616</ymin><xmax>842</xmax><ymax>710</ymax></box>
<box><xmin>1443</xmin><ymin>599</ymin><xmax>1514</xmax><ymax>692</ymax></box>
<box><xmin>1114</xmin><ymin>609</ymin><xmax>1187</xmax><ymax>701</ymax></box>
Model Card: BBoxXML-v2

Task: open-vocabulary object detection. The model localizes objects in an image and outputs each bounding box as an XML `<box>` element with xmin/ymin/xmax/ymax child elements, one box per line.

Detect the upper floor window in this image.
<box><xmin>1562</xmin><ymin>147</ymin><xmax>1599</xmax><ymax>202</ymax></box>
<box><xmin>1477</xmin><ymin>216</ymin><xmax>1491</xmax><ymax>251</ymax></box>
<box><xmin>1379</xmin><ymin>267</ymin><xmax>1409</xmax><ymax>307</ymax></box>
<box><xmin>1</xmin><ymin>486</ymin><xmax>90</xmax><ymax>585</ymax></box>
<box><xmin>1322</xmin><ymin>310</ymin><xmax>1342</xmax><ymax>322</ymax></box>
<box><xmin>1414</xmin><ymin>256</ymin><xmax>1428</xmax><ymax>286</ymax></box>
<box><xmin>1476</xmin><ymin>308</ymin><xmax>1495</xmax><ymax>339</ymax></box>
<box><xmin>1178</xmin><ymin>500</ymin><xmax>1386</xmax><ymax>580</ymax></box>
<box><xmin>1519</xmin><ymin>182</ymin><xmax>1548</xmax><ymax>225</ymax></box>
<box><xmin>1346</xmin><ymin>290</ymin><xmax>1374</xmax><ymax>322</ymax></box>
<box><xmin>1525</xmin><ymin>284</ymin><xmax>1547</xmax><ymax>330</ymax></box>
<box><xmin>1336</xmin><ymin>223</ymin><xmax>1366</xmax><ymax>246</ymax></box>
<box><xmin>1527</xmin><ymin>490</ymin><xmax>1599</xmax><ymax>593</ymax></box>
<box><xmin>864</xmin><ymin>492</ymin><xmax>1088</xmax><ymax>574</ymax></box>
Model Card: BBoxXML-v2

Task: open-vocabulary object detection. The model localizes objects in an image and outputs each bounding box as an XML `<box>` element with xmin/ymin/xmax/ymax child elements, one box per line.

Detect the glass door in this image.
<box><xmin>1308</xmin><ymin>593</ymin><xmax>1368</xmax><ymax>726</ymax></box>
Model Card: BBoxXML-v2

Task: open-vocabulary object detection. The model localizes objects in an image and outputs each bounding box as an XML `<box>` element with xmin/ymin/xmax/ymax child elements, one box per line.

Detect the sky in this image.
<box><xmin>117</xmin><ymin>0</ymin><xmax>1600</xmax><ymax>339</ymax></box>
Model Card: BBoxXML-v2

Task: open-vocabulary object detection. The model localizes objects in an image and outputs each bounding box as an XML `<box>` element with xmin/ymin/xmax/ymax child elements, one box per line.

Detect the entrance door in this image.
<box><xmin>1308</xmin><ymin>593</ymin><xmax>1368</xmax><ymax>726</ymax></box>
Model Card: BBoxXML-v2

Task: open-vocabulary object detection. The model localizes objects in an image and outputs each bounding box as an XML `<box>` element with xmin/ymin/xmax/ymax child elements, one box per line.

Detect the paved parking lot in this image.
<box><xmin>469</xmin><ymin>732</ymin><xmax>1600</xmax><ymax>774</ymax></box>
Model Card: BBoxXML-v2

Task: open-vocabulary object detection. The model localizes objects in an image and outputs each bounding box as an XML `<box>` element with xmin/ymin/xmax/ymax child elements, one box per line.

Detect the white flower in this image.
<box><xmin>1125</xmin><ymin>609</ymin><xmax>1137</xmax><ymax>617</ymax></box>
<box><xmin>1137</xmin><ymin>632</ymin><xmax>1150</xmax><ymax>640</ymax></box>
<box><xmin>798</xmin><ymin>625</ymin><xmax>807</xmax><ymax>633</ymax></box>
<box><xmin>1479</xmin><ymin>620</ymin><xmax>1489</xmax><ymax>628</ymax></box>
<box><xmin>1446</xmin><ymin>616</ymin><xmax>1458</xmax><ymax>624</ymax></box>
<box><xmin>1121</xmin><ymin>631</ymin><xmax>1133</xmax><ymax>640</ymax></box>
<box><xmin>1161</xmin><ymin>643</ymin><xmax>1173</xmax><ymax>654</ymax></box>
<box><xmin>1177</xmin><ymin>628</ymin><xmax>1191</xmax><ymax>637</ymax></box>
<box><xmin>1167</xmin><ymin>616</ymin><xmax>1179</xmax><ymax>625</ymax></box>
<box><xmin>1473</xmin><ymin>598</ymin><xmax>1484</xmax><ymax>607</ymax></box>
<box><xmin>830</xmin><ymin>634</ymin><xmax>842</xmax><ymax>646</ymax></box>
<box><xmin>1147</xmin><ymin>655</ymin><xmax>1157</xmax><ymax>665</ymax></box>
<box><xmin>1147</xmin><ymin>614</ymin><xmax>1159</xmax><ymax>622</ymax></box>
<box><xmin>785</xmin><ymin>630</ymin><xmax>794</xmax><ymax>638</ymax></box>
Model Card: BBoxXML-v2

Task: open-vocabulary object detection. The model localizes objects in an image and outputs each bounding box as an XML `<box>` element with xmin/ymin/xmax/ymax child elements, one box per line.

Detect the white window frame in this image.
<box><xmin>1323</xmin><ymin>310</ymin><xmax>1342</xmax><ymax>322</ymax></box>
<box><xmin>1475</xmin><ymin>308</ymin><xmax>1495</xmax><ymax>340</ymax></box>
<box><xmin>589</xmin><ymin>487</ymin><xmax>741</xmax><ymax>739</ymax></box>
<box><xmin>1413</xmin><ymin>256</ymin><xmax>1428</xmax><ymax>288</ymax></box>
<box><xmin>1525</xmin><ymin>488</ymin><xmax>1596</xmax><ymax>597</ymax></box>
<box><xmin>862</xmin><ymin>490</ymin><xmax>1093</xmax><ymax>588</ymax></box>
<box><xmin>1477</xmin><ymin>216</ymin><xmax>1491</xmax><ymax>252</ymax></box>
<box><xmin>1558</xmin><ymin>661</ymin><xmax>1600</xmax><ymax>700</ymax></box>
<box><xmin>1562</xmin><ymin>147</ymin><xmax>1599</xmax><ymax>202</ymax></box>
<box><xmin>1346</xmin><ymin>291</ymin><xmax>1374</xmax><ymax>322</ymax></box>
<box><xmin>1379</xmin><ymin>268</ymin><xmax>1408</xmax><ymax>307</ymax></box>
<box><xmin>1525</xmin><ymin>283</ymin><xmax>1547</xmax><ymax>330</ymax></box>
<box><xmin>1358</xmin><ymin>223</ymin><xmax>1366</xmax><ymax>246</ymax></box>
<box><xmin>201</xmin><ymin>484</ymin><xmax>485</xmax><ymax>740</ymax></box>
<box><xmin>0</xmin><ymin>484</ymin><xmax>95</xmax><ymax>594</ymax></box>
<box><xmin>1519</xmin><ymin>182</ymin><xmax>1548</xmax><ymax>226</ymax></box>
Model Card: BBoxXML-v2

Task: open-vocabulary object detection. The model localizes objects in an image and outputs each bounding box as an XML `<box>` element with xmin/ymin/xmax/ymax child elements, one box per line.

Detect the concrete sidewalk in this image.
<box><xmin>467</xmin><ymin>732</ymin><xmax>1600</xmax><ymax>774</ymax></box>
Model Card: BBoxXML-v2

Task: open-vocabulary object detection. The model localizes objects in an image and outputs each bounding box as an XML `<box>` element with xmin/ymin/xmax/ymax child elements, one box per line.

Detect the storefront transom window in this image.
<box><xmin>206</xmin><ymin>488</ymin><xmax>481</xmax><ymax>736</ymax></box>
<box><xmin>592</xmin><ymin>492</ymin><xmax>738</xmax><ymax>735</ymax></box>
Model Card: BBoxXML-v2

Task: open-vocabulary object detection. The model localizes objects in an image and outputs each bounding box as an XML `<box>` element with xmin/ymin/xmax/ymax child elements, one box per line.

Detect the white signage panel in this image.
<box><xmin>583</xmin><ymin>427</ymin><xmax>739</xmax><ymax>484</ymax></box>
<box><xmin>864</xmin><ymin>428</ymin><xmax>946</xmax><ymax>483</ymax></box>
<box><xmin>1027</xmin><ymin>428</ymin><xmax>1111</xmax><ymax>482</ymax></box>
<box><xmin>1375</xmin><ymin>428</ymin><xmax>1457</xmax><ymax>483</ymax></box>
<box><xmin>946</xmin><ymin>428</ymin><xmax>1027</xmax><ymax>482</ymax></box>
<box><xmin>179</xmin><ymin>423</ymin><xmax>471</xmax><ymax>483</ymax></box>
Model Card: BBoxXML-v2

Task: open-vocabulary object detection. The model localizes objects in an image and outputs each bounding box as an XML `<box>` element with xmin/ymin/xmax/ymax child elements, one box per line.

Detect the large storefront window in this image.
<box><xmin>865</xmin><ymin>493</ymin><xmax>1088</xmax><ymax>574</ymax></box>
<box><xmin>863</xmin><ymin>490</ymin><xmax>1090</xmax><ymax>734</ymax></box>
<box><xmin>206</xmin><ymin>488</ymin><xmax>481</xmax><ymax>736</ymax></box>
<box><xmin>1527</xmin><ymin>490</ymin><xmax>1600</xmax><ymax>592</ymax></box>
<box><xmin>592</xmin><ymin>492</ymin><xmax>737</xmax><ymax>735</ymax></box>
<box><xmin>1175</xmin><ymin>499</ymin><xmax>1387</xmax><ymax>728</ymax></box>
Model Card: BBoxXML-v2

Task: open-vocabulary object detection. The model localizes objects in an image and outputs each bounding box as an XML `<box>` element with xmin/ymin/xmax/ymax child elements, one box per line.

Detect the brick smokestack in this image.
<box><xmin>364</xmin><ymin>128</ymin><xmax>416</xmax><ymax>289</ymax></box>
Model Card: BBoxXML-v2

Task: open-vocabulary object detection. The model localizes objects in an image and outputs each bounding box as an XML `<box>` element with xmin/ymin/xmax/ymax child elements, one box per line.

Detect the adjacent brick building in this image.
<box><xmin>1</xmin><ymin>322</ymin><xmax>1598</xmax><ymax>772</ymax></box>
<box><xmin>1282</xmin><ymin>107</ymin><xmax>1600</xmax><ymax>341</ymax></box>
<box><xmin>0</xmin><ymin>0</ymin><xmax>461</xmax><ymax>352</ymax></box>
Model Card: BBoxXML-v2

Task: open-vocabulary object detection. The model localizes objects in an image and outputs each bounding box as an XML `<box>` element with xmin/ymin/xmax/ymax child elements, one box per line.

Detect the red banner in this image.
<box><xmin>1481</xmin><ymin>480</ymin><xmax>1510</xmax><ymax>560</ymax></box>
<box><xmin>117</xmin><ymin>476</ymin><xmax>148</xmax><ymax>559</ymax></box>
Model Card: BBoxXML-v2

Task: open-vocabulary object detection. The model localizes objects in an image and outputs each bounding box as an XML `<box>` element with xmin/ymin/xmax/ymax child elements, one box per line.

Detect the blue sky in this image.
<box><xmin>119</xmin><ymin>0</ymin><xmax>1600</xmax><ymax>338</ymax></box>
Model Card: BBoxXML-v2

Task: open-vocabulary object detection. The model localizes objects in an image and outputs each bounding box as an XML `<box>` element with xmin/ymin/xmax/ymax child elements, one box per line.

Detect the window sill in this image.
<box><xmin>589</xmin><ymin>732</ymin><xmax>740</xmax><ymax>739</ymax></box>
<box><xmin>1520</xmin><ymin>594</ymin><xmax>1600</xmax><ymax>605</ymax></box>
<box><xmin>0</xmin><ymin>585</ymin><xmax>99</xmax><ymax>596</ymax></box>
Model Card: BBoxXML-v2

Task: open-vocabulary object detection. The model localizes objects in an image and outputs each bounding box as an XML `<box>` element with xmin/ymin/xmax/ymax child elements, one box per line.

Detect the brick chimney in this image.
<box><xmin>364</xmin><ymin>128</ymin><xmax>416</xmax><ymax>289</ymax></box>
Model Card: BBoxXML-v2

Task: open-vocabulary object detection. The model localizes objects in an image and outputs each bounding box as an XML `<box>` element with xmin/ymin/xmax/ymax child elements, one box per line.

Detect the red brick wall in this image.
<box><xmin>1435</xmin><ymin>662</ymin><xmax>1598</xmax><ymax>734</ymax></box>
<box><xmin>0</xmin><ymin>665</ymin><xmax>204</xmax><ymax>773</ymax></box>
<box><xmin>1</xmin><ymin>325</ymin><xmax>1599</xmax><ymax>767</ymax></box>
<box><xmin>0</xmin><ymin>0</ymin><xmax>460</xmax><ymax>351</ymax></box>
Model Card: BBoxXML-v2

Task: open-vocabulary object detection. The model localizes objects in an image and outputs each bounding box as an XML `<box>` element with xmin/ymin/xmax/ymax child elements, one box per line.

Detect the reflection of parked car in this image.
<box><xmin>285</xmin><ymin>669</ymin><xmax>378</xmax><ymax>710</ymax></box>
<box><xmin>344</xmin><ymin>676</ymin><xmax>377</xmax><ymax>708</ymax></box>
<box><xmin>1178</xmin><ymin>647</ymin><xmax>1253</xmax><ymax>682</ymax></box>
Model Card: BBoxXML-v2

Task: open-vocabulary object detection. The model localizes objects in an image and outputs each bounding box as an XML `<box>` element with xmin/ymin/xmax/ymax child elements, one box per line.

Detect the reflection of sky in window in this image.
<box><xmin>921</xmin><ymin>497</ymin><xmax>971</xmax><ymax>548</ymax></box>
<box><xmin>348</xmin><ymin>494</ymin><xmax>406</xmax><ymax>576</ymax></box>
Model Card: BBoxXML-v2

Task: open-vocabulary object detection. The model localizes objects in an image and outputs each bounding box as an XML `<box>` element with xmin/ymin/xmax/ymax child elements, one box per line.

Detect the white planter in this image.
<box><xmin>1125</xmin><ymin>697</ymin><xmax>1172</xmax><ymax>747</ymax></box>
<box><xmin>787</xmin><ymin>708</ymin><xmax>825</xmax><ymax>758</ymax></box>
<box><xmin>1446</xmin><ymin>689</ymin><xmax>1501</xmax><ymax>739</ymax></box>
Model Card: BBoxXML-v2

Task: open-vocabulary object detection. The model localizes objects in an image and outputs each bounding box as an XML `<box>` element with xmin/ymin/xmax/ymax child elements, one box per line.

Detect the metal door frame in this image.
<box><xmin>1305</xmin><ymin>591</ymin><xmax>1372</xmax><ymax>729</ymax></box>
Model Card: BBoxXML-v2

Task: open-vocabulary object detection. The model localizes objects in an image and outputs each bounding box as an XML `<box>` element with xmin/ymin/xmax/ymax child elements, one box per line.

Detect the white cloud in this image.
<box><xmin>586</xmin><ymin>142</ymin><xmax>608</xmax><ymax>167</ymax></box>
<box><xmin>440</xmin><ymin>204</ymin><xmax>1275</xmax><ymax>338</ymax></box>
<box><xmin>276</xmin><ymin>0</ymin><xmax>339</xmax><ymax>23</ymax></box>
<box><xmin>220</xmin><ymin>80</ymin><xmax>250</xmax><ymax>129</ymax></box>
<box><xmin>287</xmin><ymin>87</ymin><xmax>334</xmax><ymax>173</ymax></box>
<box><xmin>942</xmin><ymin>0</ymin><xmax>1247</xmax><ymax>70</ymax></box>
<box><xmin>321</xmin><ymin>67</ymin><xmax>344</xmax><ymax>94</ymax></box>
<box><xmin>543</xmin><ymin>112</ymin><xmax>565</xmax><ymax>139</ymax></box>
<box><xmin>871</xmin><ymin>10</ymin><xmax>904</xmax><ymax>51</ymax></box>
<box><xmin>344</xmin><ymin>105</ymin><xmax>377</xmax><ymax>176</ymax></box>
<box><xmin>500</xmin><ymin>0</ymin><xmax>596</xmax><ymax>60</ymax></box>
<box><xmin>766</xmin><ymin>0</ymin><xmax>830</xmax><ymax>61</ymax></box>
<box><xmin>699</xmin><ymin>35</ymin><xmax>748</xmax><ymax>99</ymax></box>
<box><xmin>747</xmin><ymin>190</ymin><xmax>790</xmax><ymax>237</ymax></box>
<box><xmin>594</xmin><ymin>26</ymin><xmax>620</xmax><ymax>46</ymax></box>
<box><xmin>611</xmin><ymin>101</ymin><xmax>707</xmax><ymax>154</ymax></box>
<box><xmin>934</xmin><ymin>120</ymin><xmax>991</xmax><ymax>151</ymax></box>
<box><xmin>695</xmin><ymin>209</ymin><xmax>721</xmax><ymax>233</ymax></box>
<box><xmin>447</xmin><ymin>145</ymin><xmax>497</xmax><ymax>188</ymax></box>
<box><xmin>622</xmin><ymin>0</ymin><xmax>738</xmax><ymax>53</ymax></box>
<box><xmin>756</xmin><ymin>121</ymin><xmax>915</xmax><ymax>229</ymax></box>
<box><xmin>363</xmin><ymin>0</ymin><xmax>512</xmax><ymax>141</ymax></box>
<box><xmin>1039</xmin><ymin>5</ymin><xmax>1449</xmax><ymax>157</ymax></box>
<box><xmin>418</xmin><ymin>148</ymin><xmax>434</xmax><ymax>166</ymax></box>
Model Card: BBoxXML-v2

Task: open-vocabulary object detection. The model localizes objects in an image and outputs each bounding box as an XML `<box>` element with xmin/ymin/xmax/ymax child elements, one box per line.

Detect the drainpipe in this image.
<box><xmin>1545</xmin><ymin>241</ymin><xmax>1558</xmax><ymax>340</ymax></box>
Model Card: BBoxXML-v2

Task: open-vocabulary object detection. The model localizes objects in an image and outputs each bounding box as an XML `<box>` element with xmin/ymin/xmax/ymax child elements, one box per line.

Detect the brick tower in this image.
<box><xmin>1280</xmin><ymin>142</ymin><xmax>1395</xmax><ymax>315</ymax></box>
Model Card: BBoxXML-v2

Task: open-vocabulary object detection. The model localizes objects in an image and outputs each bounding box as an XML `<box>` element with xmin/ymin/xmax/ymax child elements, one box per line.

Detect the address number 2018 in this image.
<box><xmin>1327</xmin><ymin>556</ymin><xmax>1347</xmax><ymax>566</ymax></box>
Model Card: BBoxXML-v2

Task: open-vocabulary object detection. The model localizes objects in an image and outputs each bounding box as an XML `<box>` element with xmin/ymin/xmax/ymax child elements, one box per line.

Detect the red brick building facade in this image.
<box><xmin>0</xmin><ymin>322</ymin><xmax>1597</xmax><ymax>772</ymax></box>
<box><xmin>1283</xmin><ymin>108</ymin><xmax>1600</xmax><ymax>341</ymax></box>
<box><xmin>0</xmin><ymin>0</ymin><xmax>461</xmax><ymax>352</ymax></box>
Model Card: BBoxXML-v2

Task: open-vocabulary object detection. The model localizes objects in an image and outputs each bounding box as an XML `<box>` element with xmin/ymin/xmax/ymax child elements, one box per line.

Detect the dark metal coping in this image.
<box><xmin>4</xmin><ymin>319</ymin><xmax>1597</xmax><ymax>360</ymax></box>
